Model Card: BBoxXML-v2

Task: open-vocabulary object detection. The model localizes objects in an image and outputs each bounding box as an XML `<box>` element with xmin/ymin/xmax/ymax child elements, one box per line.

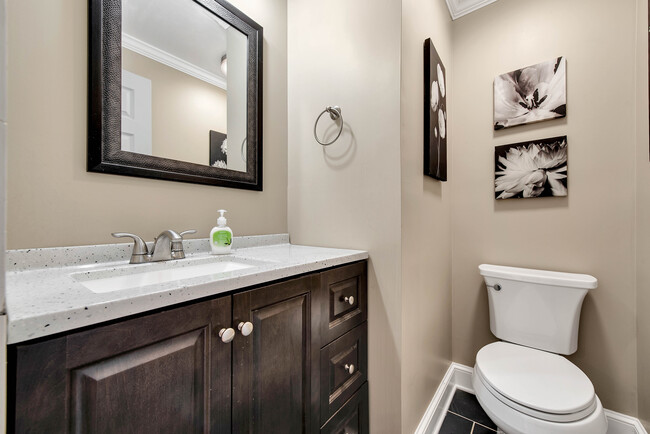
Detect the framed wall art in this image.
<box><xmin>495</xmin><ymin>136</ymin><xmax>568</xmax><ymax>200</ymax></box>
<box><xmin>494</xmin><ymin>57</ymin><xmax>566</xmax><ymax>130</ymax></box>
<box><xmin>424</xmin><ymin>38</ymin><xmax>447</xmax><ymax>181</ymax></box>
<box><xmin>209</xmin><ymin>130</ymin><xmax>228</xmax><ymax>168</ymax></box>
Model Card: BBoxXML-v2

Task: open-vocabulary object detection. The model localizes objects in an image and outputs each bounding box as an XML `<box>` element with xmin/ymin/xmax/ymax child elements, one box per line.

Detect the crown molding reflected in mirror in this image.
<box><xmin>88</xmin><ymin>0</ymin><xmax>263</xmax><ymax>190</ymax></box>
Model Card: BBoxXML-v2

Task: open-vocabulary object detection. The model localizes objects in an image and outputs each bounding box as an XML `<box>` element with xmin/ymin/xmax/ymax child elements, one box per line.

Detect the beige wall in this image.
<box><xmin>6</xmin><ymin>0</ymin><xmax>287</xmax><ymax>249</ymax></box>
<box><xmin>0</xmin><ymin>0</ymin><xmax>7</xmax><ymax>429</ymax></box>
<box><xmin>451</xmin><ymin>0</ymin><xmax>639</xmax><ymax>415</ymax></box>
<box><xmin>400</xmin><ymin>0</ymin><xmax>453</xmax><ymax>432</ymax></box>
<box><xmin>636</xmin><ymin>0</ymin><xmax>650</xmax><ymax>427</ymax></box>
<box><xmin>122</xmin><ymin>48</ymin><xmax>228</xmax><ymax>166</ymax></box>
<box><xmin>0</xmin><ymin>0</ymin><xmax>6</xmax><ymax>301</ymax></box>
<box><xmin>287</xmin><ymin>0</ymin><xmax>403</xmax><ymax>432</ymax></box>
<box><xmin>225</xmin><ymin>27</ymin><xmax>248</xmax><ymax>173</ymax></box>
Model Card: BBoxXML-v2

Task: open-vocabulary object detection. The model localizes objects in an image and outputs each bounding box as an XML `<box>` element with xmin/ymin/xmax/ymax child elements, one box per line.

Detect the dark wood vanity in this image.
<box><xmin>8</xmin><ymin>260</ymin><xmax>368</xmax><ymax>434</ymax></box>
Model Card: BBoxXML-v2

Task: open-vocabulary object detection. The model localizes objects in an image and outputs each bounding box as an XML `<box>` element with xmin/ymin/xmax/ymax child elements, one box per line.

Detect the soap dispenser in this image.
<box><xmin>210</xmin><ymin>209</ymin><xmax>233</xmax><ymax>254</ymax></box>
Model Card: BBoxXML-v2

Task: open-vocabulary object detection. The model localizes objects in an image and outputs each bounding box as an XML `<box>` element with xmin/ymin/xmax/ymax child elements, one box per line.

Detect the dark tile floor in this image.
<box><xmin>439</xmin><ymin>389</ymin><xmax>498</xmax><ymax>434</ymax></box>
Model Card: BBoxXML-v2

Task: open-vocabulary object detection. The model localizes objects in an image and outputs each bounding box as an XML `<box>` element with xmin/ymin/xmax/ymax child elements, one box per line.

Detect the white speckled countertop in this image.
<box><xmin>5</xmin><ymin>234</ymin><xmax>368</xmax><ymax>344</ymax></box>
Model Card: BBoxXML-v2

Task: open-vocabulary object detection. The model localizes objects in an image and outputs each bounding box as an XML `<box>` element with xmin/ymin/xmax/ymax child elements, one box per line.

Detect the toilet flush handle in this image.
<box><xmin>493</xmin><ymin>284</ymin><xmax>502</xmax><ymax>291</ymax></box>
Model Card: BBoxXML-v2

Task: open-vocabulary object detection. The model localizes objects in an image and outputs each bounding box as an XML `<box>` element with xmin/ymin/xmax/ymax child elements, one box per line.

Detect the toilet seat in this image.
<box><xmin>475</xmin><ymin>342</ymin><xmax>596</xmax><ymax>423</ymax></box>
<box><xmin>474</xmin><ymin>365</ymin><xmax>597</xmax><ymax>423</ymax></box>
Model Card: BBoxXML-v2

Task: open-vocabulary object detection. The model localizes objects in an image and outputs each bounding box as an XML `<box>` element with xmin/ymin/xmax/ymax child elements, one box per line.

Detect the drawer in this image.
<box><xmin>320</xmin><ymin>261</ymin><xmax>367</xmax><ymax>344</ymax></box>
<box><xmin>321</xmin><ymin>383</ymin><xmax>368</xmax><ymax>434</ymax></box>
<box><xmin>320</xmin><ymin>323</ymin><xmax>368</xmax><ymax>424</ymax></box>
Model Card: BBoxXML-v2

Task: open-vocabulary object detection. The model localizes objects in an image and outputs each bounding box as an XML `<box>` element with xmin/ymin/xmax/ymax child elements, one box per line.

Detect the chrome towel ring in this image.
<box><xmin>314</xmin><ymin>106</ymin><xmax>343</xmax><ymax>146</ymax></box>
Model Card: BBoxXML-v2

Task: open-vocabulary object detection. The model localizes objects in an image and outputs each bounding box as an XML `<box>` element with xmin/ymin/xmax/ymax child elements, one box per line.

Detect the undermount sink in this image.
<box><xmin>72</xmin><ymin>257</ymin><xmax>262</xmax><ymax>293</ymax></box>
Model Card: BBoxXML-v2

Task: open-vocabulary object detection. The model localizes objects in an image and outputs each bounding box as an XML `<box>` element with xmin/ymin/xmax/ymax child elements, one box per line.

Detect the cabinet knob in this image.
<box><xmin>219</xmin><ymin>328</ymin><xmax>235</xmax><ymax>343</ymax></box>
<box><xmin>238</xmin><ymin>321</ymin><xmax>254</xmax><ymax>336</ymax></box>
<box><xmin>344</xmin><ymin>364</ymin><xmax>355</xmax><ymax>374</ymax></box>
<box><xmin>343</xmin><ymin>296</ymin><xmax>355</xmax><ymax>305</ymax></box>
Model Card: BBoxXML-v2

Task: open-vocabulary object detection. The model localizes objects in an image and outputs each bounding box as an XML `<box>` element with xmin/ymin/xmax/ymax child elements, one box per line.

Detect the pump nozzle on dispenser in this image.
<box><xmin>217</xmin><ymin>209</ymin><xmax>228</xmax><ymax>227</ymax></box>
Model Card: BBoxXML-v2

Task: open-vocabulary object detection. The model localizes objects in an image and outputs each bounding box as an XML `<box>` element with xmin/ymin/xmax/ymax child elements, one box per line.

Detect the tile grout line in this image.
<box><xmin>448</xmin><ymin>411</ymin><xmax>497</xmax><ymax>432</ymax></box>
<box><xmin>470</xmin><ymin>422</ymin><xmax>475</xmax><ymax>433</ymax></box>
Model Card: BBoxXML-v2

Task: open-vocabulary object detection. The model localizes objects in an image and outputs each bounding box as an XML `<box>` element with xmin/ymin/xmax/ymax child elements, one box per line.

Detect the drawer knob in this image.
<box><xmin>343</xmin><ymin>296</ymin><xmax>355</xmax><ymax>305</ymax></box>
<box><xmin>344</xmin><ymin>363</ymin><xmax>355</xmax><ymax>374</ymax></box>
<box><xmin>238</xmin><ymin>321</ymin><xmax>254</xmax><ymax>336</ymax></box>
<box><xmin>219</xmin><ymin>328</ymin><xmax>235</xmax><ymax>343</ymax></box>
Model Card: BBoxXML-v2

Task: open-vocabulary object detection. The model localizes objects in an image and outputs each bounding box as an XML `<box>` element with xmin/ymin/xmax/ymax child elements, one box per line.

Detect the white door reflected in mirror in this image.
<box><xmin>121</xmin><ymin>70</ymin><xmax>152</xmax><ymax>155</ymax></box>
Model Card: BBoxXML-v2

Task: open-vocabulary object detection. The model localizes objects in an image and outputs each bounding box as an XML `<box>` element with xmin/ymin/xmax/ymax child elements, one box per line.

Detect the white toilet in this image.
<box><xmin>472</xmin><ymin>264</ymin><xmax>608</xmax><ymax>434</ymax></box>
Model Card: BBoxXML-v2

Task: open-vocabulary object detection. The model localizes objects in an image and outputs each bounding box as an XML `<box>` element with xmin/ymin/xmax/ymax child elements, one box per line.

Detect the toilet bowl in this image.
<box><xmin>472</xmin><ymin>342</ymin><xmax>607</xmax><ymax>434</ymax></box>
<box><xmin>474</xmin><ymin>264</ymin><xmax>608</xmax><ymax>434</ymax></box>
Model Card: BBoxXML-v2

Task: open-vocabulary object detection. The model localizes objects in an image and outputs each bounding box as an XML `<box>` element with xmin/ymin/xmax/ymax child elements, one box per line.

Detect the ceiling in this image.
<box><xmin>122</xmin><ymin>0</ymin><xmax>232</xmax><ymax>80</ymax></box>
<box><xmin>445</xmin><ymin>0</ymin><xmax>498</xmax><ymax>20</ymax></box>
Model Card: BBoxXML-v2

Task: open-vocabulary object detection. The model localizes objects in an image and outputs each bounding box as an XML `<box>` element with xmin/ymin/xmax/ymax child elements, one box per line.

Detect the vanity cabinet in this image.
<box><xmin>9</xmin><ymin>261</ymin><xmax>368</xmax><ymax>434</ymax></box>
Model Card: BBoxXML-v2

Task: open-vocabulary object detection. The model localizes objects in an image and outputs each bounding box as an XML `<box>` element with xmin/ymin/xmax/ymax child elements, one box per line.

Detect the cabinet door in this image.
<box><xmin>232</xmin><ymin>275</ymin><xmax>320</xmax><ymax>434</ymax></box>
<box><xmin>12</xmin><ymin>297</ymin><xmax>232</xmax><ymax>434</ymax></box>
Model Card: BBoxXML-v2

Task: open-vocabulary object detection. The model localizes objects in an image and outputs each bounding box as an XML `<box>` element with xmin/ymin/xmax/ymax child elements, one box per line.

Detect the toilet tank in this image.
<box><xmin>478</xmin><ymin>264</ymin><xmax>597</xmax><ymax>355</ymax></box>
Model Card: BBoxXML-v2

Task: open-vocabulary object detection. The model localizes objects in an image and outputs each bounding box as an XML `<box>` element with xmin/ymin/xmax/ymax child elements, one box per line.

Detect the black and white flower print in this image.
<box><xmin>494</xmin><ymin>57</ymin><xmax>566</xmax><ymax>130</ymax></box>
<box><xmin>495</xmin><ymin>136</ymin><xmax>568</xmax><ymax>200</ymax></box>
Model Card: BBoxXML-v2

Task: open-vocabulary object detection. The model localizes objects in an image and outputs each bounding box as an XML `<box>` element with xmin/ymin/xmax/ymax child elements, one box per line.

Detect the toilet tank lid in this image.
<box><xmin>478</xmin><ymin>264</ymin><xmax>597</xmax><ymax>289</ymax></box>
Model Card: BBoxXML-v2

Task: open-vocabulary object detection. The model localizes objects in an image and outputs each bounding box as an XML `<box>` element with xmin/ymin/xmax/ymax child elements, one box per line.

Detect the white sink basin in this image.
<box><xmin>72</xmin><ymin>258</ymin><xmax>259</xmax><ymax>293</ymax></box>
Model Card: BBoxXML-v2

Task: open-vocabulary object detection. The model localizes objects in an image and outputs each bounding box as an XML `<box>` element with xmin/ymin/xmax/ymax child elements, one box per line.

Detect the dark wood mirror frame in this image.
<box><xmin>88</xmin><ymin>0</ymin><xmax>263</xmax><ymax>190</ymax></box>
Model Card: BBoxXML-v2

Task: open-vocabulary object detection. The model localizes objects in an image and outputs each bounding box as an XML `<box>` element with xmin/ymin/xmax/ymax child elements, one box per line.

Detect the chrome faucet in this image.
<box><xmin>112</xmin><ymin>229</ymin><xmax>197</xmax><ymax>264</ymax></box>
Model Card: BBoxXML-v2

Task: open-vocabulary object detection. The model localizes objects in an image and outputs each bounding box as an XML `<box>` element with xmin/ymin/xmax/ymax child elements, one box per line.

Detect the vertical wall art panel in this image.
<box><xmin>494</xmin><ymin>57</ymin><xmax>566</xmax><ymax>130</ymax></box>
<box><xmin>424</xmin><ymin>38</ymin><xmax>447</xmax><ymax>181</ymax></box>
<box><xmin>209</xmin><ymin>130</ymin><xmax>228</xmax><ymax>168</ymax></box>
<box><xmin>495</xmin><ymin>136</ymin><xmax>568</xmax><ymax>200</ymax></box>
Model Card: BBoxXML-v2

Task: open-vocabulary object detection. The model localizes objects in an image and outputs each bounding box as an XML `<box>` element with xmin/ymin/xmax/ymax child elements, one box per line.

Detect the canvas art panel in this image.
<box><xmin>495</xmin><ymin>136</ymin><xmax>568</xmax><ymax>200</ymax></box>
<box><xmin>209</xmin><ymin>130</ymin><xmax>228</xmax><ymax>168</ymax></box>
<box><xmin>424</xmin><ymin>38</ymin><xmax>447</xmax><ymax>181</ymax></box>
<box><xmin>494</xmin><ymin>57</ymin><xmax>566</xmax><ymax>130</ymax></box>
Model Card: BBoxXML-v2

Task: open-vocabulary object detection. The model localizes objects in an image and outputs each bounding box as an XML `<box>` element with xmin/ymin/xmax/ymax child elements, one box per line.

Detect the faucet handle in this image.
<box><xmin>169</xmin><ymin>230</ymin><xmax>196</xmax><ymax>260</ymax></box>
<box><xmin>112</xmin><ymin>233</ymin><xmax>148</xmax><ymax>254</ymax></box>
<box><xmin>112</xmin><ymin>232</ymin><xmax>149</xmax><ymax>263</ymax></box>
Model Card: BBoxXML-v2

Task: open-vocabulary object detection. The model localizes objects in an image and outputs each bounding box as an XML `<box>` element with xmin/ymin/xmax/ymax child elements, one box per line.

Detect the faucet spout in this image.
<box><xmin>150</xmin><ymin>230</ymin><xmax>183</xmax><ymax>262</ymax></box>
<box><xmin>113</xmin><ymin>229</ymin><xmax>196</xmax><ymax>264</ymax></box>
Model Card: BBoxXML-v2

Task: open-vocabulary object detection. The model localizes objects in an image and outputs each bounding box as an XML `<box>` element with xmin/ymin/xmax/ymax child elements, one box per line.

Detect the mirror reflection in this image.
<box><xmin>121</xmin><ymin>0</ymin><xmax>248</xmax><ymax>172</ymax></box>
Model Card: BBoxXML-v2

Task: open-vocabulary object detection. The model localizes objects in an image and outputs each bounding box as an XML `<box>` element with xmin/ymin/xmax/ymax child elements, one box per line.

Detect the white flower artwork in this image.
<box><xmin>437</xmin><ymin>64</ymin><xmax>445</xmax><ymax>98</ymax></box>
<box><xmin>495</xmin><ymin>136</ymin><xmax>568</xmax><ymax>200</ymax></box>
<box><xmin>431</xmin><ymin>81</ymin><xmax>439</xmax><ymax>112</ymax></box>
<box><xmin>424</xmin><ymin>38</ymin><xmax>447</xmax><ymax>181</ymax></box>
<box><xmin>494</xmin><ymin>57</ymin><xmax>566</xmax><ymax>130</ymax></box>
<box><xmin>212</xmin><ymin>160</ymin><xmax>227</xmax><ymax>169</ymax></box>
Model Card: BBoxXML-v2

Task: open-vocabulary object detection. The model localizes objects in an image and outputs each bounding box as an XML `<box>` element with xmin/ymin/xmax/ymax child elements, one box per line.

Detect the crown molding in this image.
<box><xmin>445</xmin><ymin>0</ymin><xmax>498</xmax><ymax>20</ymax></box>
<box><xmin>122</xmin><ymin>33</ymin><xmax>227</xmax><ymax>90</ymax></box>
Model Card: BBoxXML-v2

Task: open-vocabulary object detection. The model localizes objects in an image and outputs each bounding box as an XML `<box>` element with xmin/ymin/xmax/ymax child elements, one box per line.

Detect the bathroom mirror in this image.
<box><xmin>88</xmin><ymin>0</ymin><xmax>263</xmax><ymax>190</ymax></box>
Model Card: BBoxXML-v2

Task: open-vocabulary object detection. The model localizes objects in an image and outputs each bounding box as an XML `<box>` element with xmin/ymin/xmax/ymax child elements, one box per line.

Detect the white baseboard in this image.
<box><xmin>605</xmin><ymin>409</ymin><xmax>649</xmax><ymax>434</ymax></box>
<box><xmin>415</xmin><ymin>362</ymin><xmax>648</xmax><ymax>434</ymax></box>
